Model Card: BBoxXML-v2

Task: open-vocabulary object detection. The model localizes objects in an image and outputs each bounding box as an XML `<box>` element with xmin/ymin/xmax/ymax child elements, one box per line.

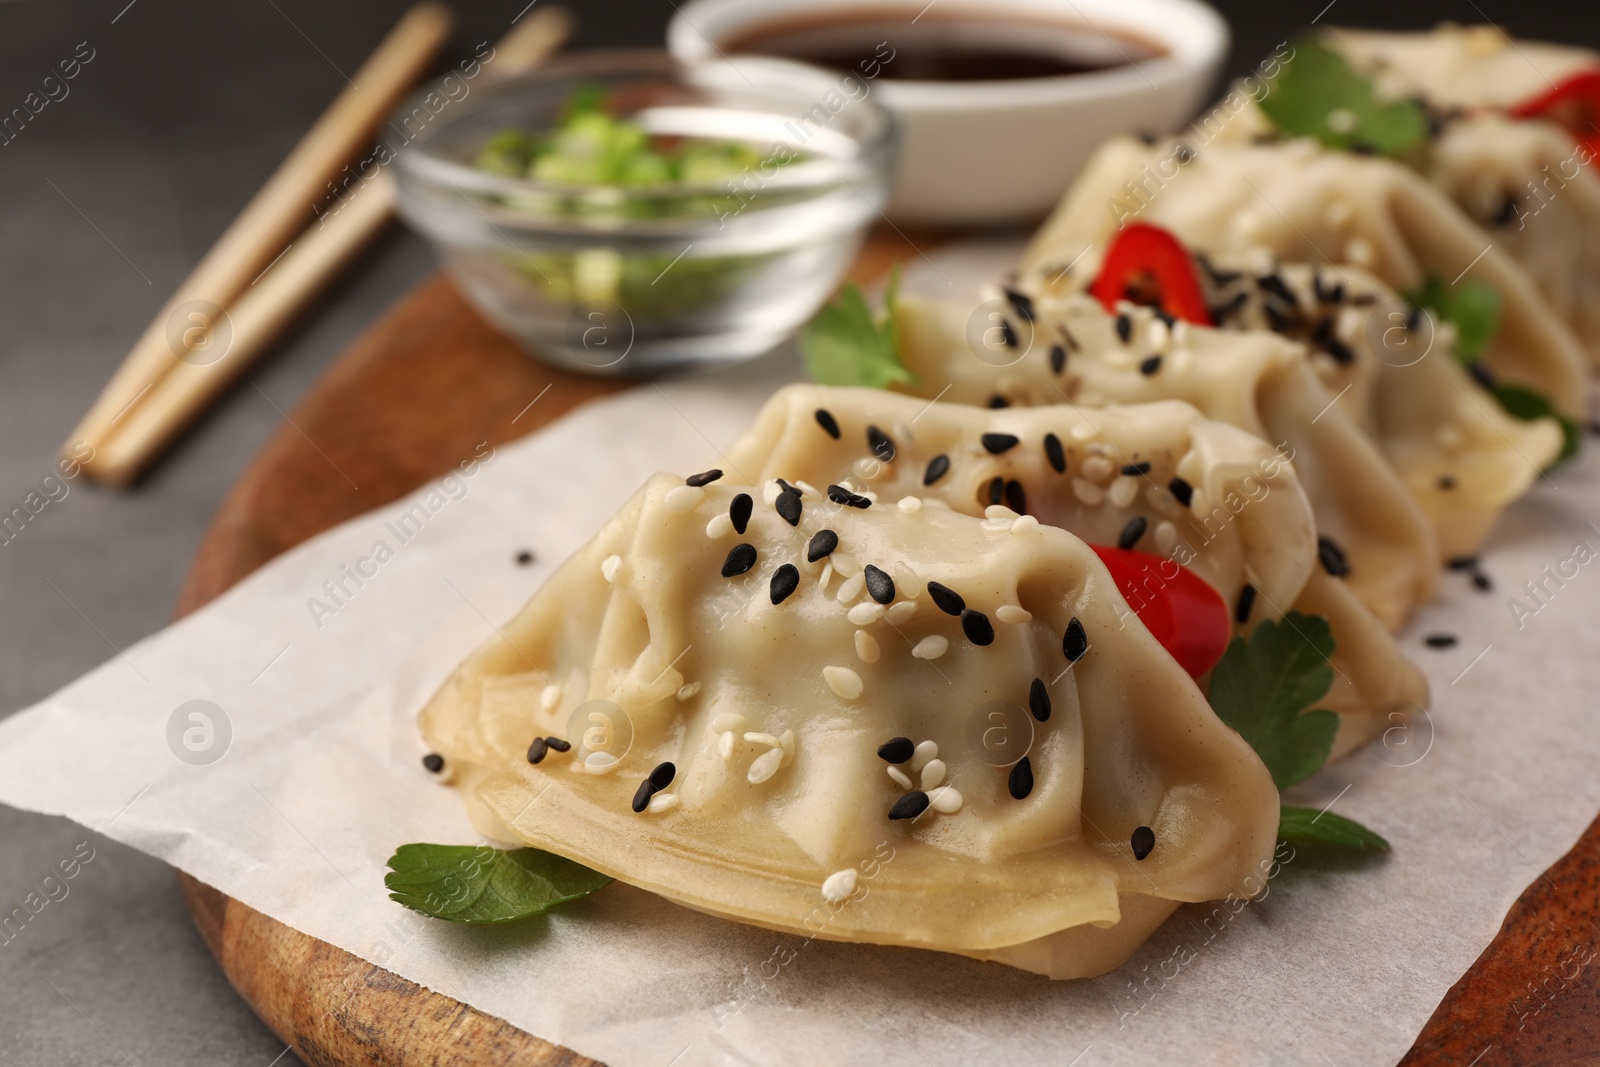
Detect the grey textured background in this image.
<box><xmin>0</xmin><ymin>0</ymin><xmax>1594</xmax><ymax>1063</ymax></box>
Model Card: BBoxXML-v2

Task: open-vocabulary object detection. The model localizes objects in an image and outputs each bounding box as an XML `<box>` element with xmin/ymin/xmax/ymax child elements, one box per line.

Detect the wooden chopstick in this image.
<box><xmin>67</xmin><ymin>1</ymin><xmax>455</xmax><ymax>477</ymax></box>
<box><xmin>84</xmin><ymin>4</ymin><xmax>575</xmax><ymax>486</ymax></box>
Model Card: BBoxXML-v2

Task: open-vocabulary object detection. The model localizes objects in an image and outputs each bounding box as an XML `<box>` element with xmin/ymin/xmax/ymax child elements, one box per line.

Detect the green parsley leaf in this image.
<box><xmin>1279</xmin><ymin>805</ymin><xmax>1390</xmax><ymax>850</ymax></box>
<box><xmin>1207</xmin><ymin>612</ymin><xmax>1340</xmax><ymax>790</ymax></box>
<box><xmin>1259</xmin><ymin>37</ymin><xmax>1428</xmax><ymax>157</ymax></box>
<box><xmin>802</xmin><ymin>268</ymin><xmax>917</xmax><ymax>389</ymax></box>
<box><xmin>1407</xmin><ymin>276</ymin><xmax>1502</xmax><ymax>361</ymax></box>
<box><xmin>1491</xmin><ymin>382</ymin><xmax>1581</xmax><ymax>465</ymax></box>
<box><xmin>385</xmin><ymin>843</ymin><xmax>611</xmax><ymax>923</ymax></box>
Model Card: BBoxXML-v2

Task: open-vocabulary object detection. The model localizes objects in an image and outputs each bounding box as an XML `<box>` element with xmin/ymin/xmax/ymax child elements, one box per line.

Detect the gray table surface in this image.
<box><xmin>1</xmin><ymin>0</ymin><xmax>1594</xmax><ymax>1064</ymax></box>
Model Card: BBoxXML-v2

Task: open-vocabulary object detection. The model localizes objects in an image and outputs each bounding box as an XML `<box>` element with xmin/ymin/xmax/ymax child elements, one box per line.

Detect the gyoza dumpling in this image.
<box><xmin>725</xmin><ymin>385</ymin><xmax>1429</xmax><ymax>758</ymax></box>
<box><xmin>419</xmin><ymin>471</ymin><xmax>1280</xmax><ymax>980</ymax></box>
<box><xmin>1037</xmin><ymin>227</ymin><xmax>1564</xmax><ymax>558</ymax></box>
<box><xmin>888</xmin><ymin>290</ymin><xmax>1437</xmax><ymax>629</ymax></box>
<box><xmin>1022</xmin><ymin>135</ymin><xmax>1590</xmax><ymax>419</ymax></box>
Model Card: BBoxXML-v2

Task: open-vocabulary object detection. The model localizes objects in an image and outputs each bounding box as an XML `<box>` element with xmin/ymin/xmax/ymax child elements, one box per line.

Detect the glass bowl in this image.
<box><xmin>393</xmin><ymin>50</ymin><xmax>897</xmax><ymax>375</ymax></box>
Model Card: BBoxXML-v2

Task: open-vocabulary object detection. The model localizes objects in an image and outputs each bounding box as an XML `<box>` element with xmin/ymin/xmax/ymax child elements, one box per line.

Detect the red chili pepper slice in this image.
<box><xmin>1509</xmin><ymin>69</ymin><xmax>1600</xmax><ymax>156</ymax></box>
<box><xmin>1091</xmin><ymin>544</ymin><xmax>1231</xmax><ymax>679</ymax></box>
<box><xmin>1089</xmin><ymin>223</ymin><xmax>1214</xmax><ymax>327</ymax></box>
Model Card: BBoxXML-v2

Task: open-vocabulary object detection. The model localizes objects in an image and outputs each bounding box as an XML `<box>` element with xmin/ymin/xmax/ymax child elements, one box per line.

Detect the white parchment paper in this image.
<box><xmin>4</xmin><ymin>240</ymin><xmax>1599</xmax><ymax>1066</ymax></box>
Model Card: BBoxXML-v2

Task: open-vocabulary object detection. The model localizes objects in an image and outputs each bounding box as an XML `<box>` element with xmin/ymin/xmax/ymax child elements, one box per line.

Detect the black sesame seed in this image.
<box><xmin>1004</xmin><ymin>479</ymin><xmax>1028</xmax><ymax>516</ymax></box>
<box><xmin>631</xmin><ymin>779</ymin><xmax>655</xmax><ymax>813</ymax></box>
<box><xmin>1235</xmin><ymin>583</ymin><xmax>1257</xmax><ymax>625</ymax></box>
<box><xmin>422</xmin><ymin>753</ymin><xmax>445</xmax><ymax>774</ymax></box>
<box><xmin>1050</xmin><ymin>343</ymin><xmax>1067</xmax><ymax>374</ymax></box>
<box><xmin>1467</xmin><ymin>361</ymin><xmax>1497</xmax><ymax>391</ymax></box>
<box><xmin>722</xmin><ymin>543</ymin><xmax>758</xmax><ymax>577</ymax></box>
<box><xmin>686</xmin><ymin>469</ymin><xmax>723</xmax><ymax>487</ymax></box>
<box><xmin>770</xmin><ymin>564</ymin><xmax>800</xmax><ymax>605</ymax></box>
<box><xmin>649</xmin><ymin>761</ymin><xmax>676</xmax><ymax>791</ymax></box>
<box><xmin>730</xmin><ymin>493</ymin><xmax>753</xmax><ymax>534</ymax></box>
<box><xmin>1322</xmin><ymin>335</ymin><xmax>1356</xmax><ymax>364</ymax></box>
<box><xmin>515</xmin><ymin>549</ymin><xmax>535</xmax><ymax>566</ymax></box>
<box><xmin>1117</xmin><ymin>516</ymin><xmax>1148</xmax><ymax>550</ymax></box>
<box><xmin>775</xmin><ymin>489</ymin><xmax>803</xmax><ymax>526</ymax></box>
<box><xmin>987</xmin><ymin>476</ymin><xmax>1005</xmax><ymax>505</ymax></box>
<box><xmin>878</xmin><ymin>737</ymin><xmax>915</xmax><ymax>764</ymax></box>
<box><xmin>1139</xmin><ymin>355</ymin><xmax>1163</xmax><ymax>375</ymax></box>
<box><xmin>1063</xmin><ymin>617</ymin><xmax>1088</xmax><ymax>661</ymax></box>
<box><xmin>1424</xmin><ymin>633</ymin><xmax>1459</xmax><ymax>649</ymax></box>
<box><xmin>1028</xmin><ymin>677</ymin><xmax>1051</xmax><ymax>723</ymax></box>
<box><xmin>807</xmin><ymin>529</ymin><xmax>839</xmax><ymax>563</ymax></box>
<box><xmin>864</xmin><ymin>564</ymin><xmax>895</xmax><ymax>604</ymax></box>
<box><xmin>1210</xmin><ymin>291</ymin><xmax>1250</xmax><ymax>324</ymax></box>
<box><xmin>923</xmin><ymin>453</ymin><xmax>951</xmax><ymax>485</ymax></box>
<box><xmin>999</xmin><ymin>318</ymin><xmax>1018</xmax><ymax>348</ymax></box>
<box><xmin>1131</xmin><ymin>825</ymin><xmax>1156</xmax><ymax>861</ymax></box>
<box><xmin>1589</xmin><ymin>419</ymin><xmax>1600</xmax><ymax>438</ymax></box>
<box><xmin>1257</xmin><ymin>273</ymin><xmax>1297</xmax><ymax>306</ymax></box>
<box><xmin>827</xmin><ymin>484</ymin><xmax>872</xmax><ymax>509</ymax></box>
<box><xmin>526</xmin><ymin>737</ymin><xmax>549</xmax><ymax>765</ymax></box>
<box><xmin>889</xmin><ymin>791</ymin><xmax>930</xmax><ymax>820</ymax></box>
<box><xmin>777</xmin><ymin>478</ymin><xmax>798</xmax><ymax>494</ymax></box>
<box><xmin>962</xmin><ymin>609</ymin><xmax>995</xmax><ymax>645</ymax></box>
<box><xmin>1405</xmin><ymin>305</ymin><xmax>1424</xmax><ymax>333</ymax></box>
<box><xmin>1472</xmin><ymin>571</ymin><xmax>1493</xmax><ymax>592</ymax></box>
<box><xmin>867</xmin><ymin>425</ymin><xmax>896</xmax><ymax>463</ymax></box>
<box><xmin>982</xmin><ymin>432</ymin><xmax>1020</xmax><ymax>454</ymax></box>
<box><xmin>1168</xmin><ymin>476</ymin><xmax>1194</xmax><ymax>508</ymax></box>
<box><xmin>1317</xmin><ymin>536</ymin><xmax>1351</xmax><ymax>578</ymax></box>
<box><xmin>1491</xmin><ymin>195</ymin><xmax>1520</xmax><ymax>226</ymax></box>
<box><xmin>987</xmin><ymin>394</ymin><xmax>1011</xmax><ymax>409</ymax></box>
<box><xmin>1447</xmin><ymin>555</ymin><xmax>1480</xmax><ymax>572</ymax></box>
<box><xmin>1044</xmin><ymin>433</ymin><xmax>1067</xmax><ymax>474</ymax></box>
<box><xmin>1438</xmin><ymin>475</ymin><xmax>1457</xmax><ymax>491</ymax></box>
<box><xmin>1003</xmin><ymin>286</ymin><xmax>1035</xmax><ymax>322</ymax></box>
<box><xmin>1115</xmin><ymin>314</ymin><xmax>1132</xmax><ymax>343</ymax></box>
<box><xmin>1008</xmin><ymin>756</ymin><xmax>1034</xmax><ymax>800</ymax></box>
<box><xmin>1121</xmin><ymin>461</ymin><xmax>1152</xmax><ymax>476</ymax></box>
<box><xmin>1060</xmin><ymin>324</ymin><xmax>1081</xmax><ymax>351</ymax></box>
<box><xmin>815</xmin><ymin>408</ymin><xmax>841</xmax><ymax>439</ymax></box>
<box><xmin>544</xmin><ymin>736</ymin><xmax>571</xmax><ymax>753</ymax></box>
<box><xmin>927</xmin><ymin>581</ymin><xmax>966</xmax><ymax>616</ymax></box>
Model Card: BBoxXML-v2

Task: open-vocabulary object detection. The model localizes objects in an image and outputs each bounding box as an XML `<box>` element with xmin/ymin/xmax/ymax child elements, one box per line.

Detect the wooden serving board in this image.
<box><xmin>171</xmin><ymin>229</ymin><xmax>1600</xmax><ymax>1066</ymax></box>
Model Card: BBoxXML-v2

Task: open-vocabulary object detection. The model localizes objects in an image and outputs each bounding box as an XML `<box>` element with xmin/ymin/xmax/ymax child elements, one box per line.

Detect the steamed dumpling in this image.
<box><xmin>725</xmin><ymin>385</ymin><xmax>1429</xmax><ymax>759</ymax></box>
<box><xmin>420</xmin><ymin>471</ymin><xmax>1280</xmax><ymax>979</ymax></box>
<box><xmin>1022</xmin><ymin>135</ymin><xmax>1589</xmax><ymax>418</ymax></box>
<box><xmin>888</xmin><ymin>291</ymin><xmax>1437</xmax><ymax>628</ymax></box>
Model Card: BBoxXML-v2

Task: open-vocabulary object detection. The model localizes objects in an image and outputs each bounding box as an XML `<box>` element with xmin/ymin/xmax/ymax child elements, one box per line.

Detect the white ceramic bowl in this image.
<box><xmin>668</xmin><ymin>0</ymin><xmax>1228</xmax><ymax>225</ymax></box>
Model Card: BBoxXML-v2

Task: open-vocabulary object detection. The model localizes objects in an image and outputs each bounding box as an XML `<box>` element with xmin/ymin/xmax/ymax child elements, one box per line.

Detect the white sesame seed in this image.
<box><xmin>823</xmin><ymin>665</ymin><xmax>863</xmax><ymax>699</ymax></box>
<box><xmin>744</xmin><ymin>731</ymin><xmax>780</xmax><ymax>747</ymax></box>
<box><xmin>540</xmin><ymin>683</ymin><xmax>562</xmax><ymax>710</ymax></box>
<box><xmin>748</xmin><ymin>747</ymin><xmax>784</xmax><ymax>784</ymax></box>
<box><xmin>898</xmin><ymin>496</ymin><xmax>923</xmax><ymax>513</ymax></box>
<box><xmin>836</xmin><ymin>572</ymin><xmax>865</xmax><ymax>604</ymax></box>
<box><xmin>1189</xmin><ymin>488</ymin><xmax>1208</xmax><ymax>515</ymax></box>
<box><xmin>705</xmin><ymin>513</ymin><xmax>733</xmax><ymax>539</ymax></box>
<box><xmin>778</xmin><ymin>729</ymin><xmax>795</xmax><ymax>766</ymax></box>
<box><xmin>847</xmin><ymin>602</ymin><xmax>886</xmax><ymax>625</ymax></box>
<box><xmin>1071</xmin><ymin>423</ymin><xmax>1098</xmax><ymax>442</ymax></box>
<box><xmin>832</xmin><ymin>553</ymin><xmax>862</xmax><ymax>578</ymax></box>
<box><xmin>676</xmin><ymin>681</ymin><xmax>702</xmax><ymax>702</ymax></box>
<box><xmin>929</xmin><ymin>786</ymin><xmax>964</xmax><ymax>814</ymax></box>
<box><xmin>1109</xmin><ymin>476</ymin><xmax>1139</xmax><ymax>508</ymax></box>
<box><xmin>1072</xmin><ymin>478</ymin><xmax>1106</xmax><ymax>506</ymax></box>
<box><xmin>893</xmin><ymin>561</ymin><xmax>920</xmax><ymax>589</ymax></box>
<box><xmin>996</xmin><ymin>605</ymin><xmax>1032</xmax><ymax>624</ymax></box>
<box><xmin>1345</xmin><ymin>237</ymin><xmax>1375</xmax><ymax>267</ymax></box>
<box><xmin>861</xmin><ymin>490</ymin><xmax>879</xmax><ymax>503</ymax></box>
<box><xmin>665</xmin><ymin>485</ymin><xmax>703</xmax><ymax>511</ymax></box>
<box><xmin>911</xmin><ymin>740</ymin><xmax>938</xmax><ymax>772</ymax></box>
<box><xmin>855</xmin><ymin>630</ymin><xmax>881</xmax><ymax>663</ymax></box>
<box><xmin>982</xmin><ymin>518</ymin><xmax>1014</xmax><ymax>534</ymax></box>
<box><xmin>887</xmin><ymin>765</ymin><xmax>913</xmax><ymax>789</ymax></box>
<box><xmin>718</xmin><ymin>731</ymin><xmax>736</xmax><ymax>760</ymax></box>
<box><xmin>711</xmin><ymin>712</ymin><xmax>744</xmax><ymax>733</ymax></box>
<box><xmin>821</xmin><ymin>868</ymin><xmax>859</xmax><ymax>903</ymax></box>
<box><xmin>600</xmin><ymin>555</ymin><xmax>622</xmax><ymax>582</ymax></box>
<box><xmin>762</xmin><ymin>480</ymin><xmax>782</xmax><ymax>504</ymax></box>
<box><xmin>1154</xmin><ymin>520</ymin><xmax>1178</xmax><ymax>554</ymax></box>
<box><xmin>920</xmin><ymin>759</ymin><xmax>947</xmax><ymax>790</ymax></box>
<box><xmin>1147</xmin><ymin>318</ymin><xmax>1170</xmax><ymax>352</ymax></box>
<box><xmin>647</xmin><ymin>792</ymin><xmax>679</xmax><ymax>813</ymax></box>
<box><xmin>985</xmin><ymin>504</ymin><xmax>1018</xmax><ymax>521</ymax></box>
<box><xmin>893</xmin><ymin>420</ymin><xmax>915</xmax><ymax>446</ymax></box>
<box><xmin>1082</xmin><ymin>456</ymin><xmax>1113</xmax><ymax>481</ymax></box>
<box><xmin>583</xmin><ymin>752</ymin><xmax>619</xmax><ymax>774</ymax></box>
<box><xmin>912</xmin><ymin>635</ymin><xmax>948</xmax><ymax>660</ymax></box>
<box><xmin>1011</xmin><ymin>514</ymin><xmax>1040</xmax><ymax>534</ymax></box>
<box><xmin>885</xmin><ymin>600</ymin><xmax>918</xmax><ymax>625</ymax></box>
<box><xmin>817</xmin><ymin>562</ymin><xmax>834</xmax><ymax>592</ymax></box>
